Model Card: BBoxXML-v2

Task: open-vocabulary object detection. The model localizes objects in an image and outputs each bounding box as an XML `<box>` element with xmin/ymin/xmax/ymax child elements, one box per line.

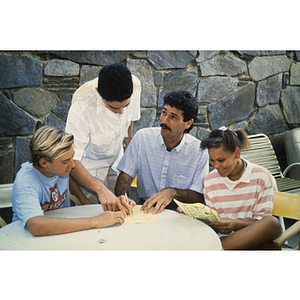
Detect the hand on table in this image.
<box><xmin>95</xmin><ymin>211</ymin><xmax>126</xmax><ymax>227</ymax></box>
<box><xmin>141</xmin><ymin>188</ymin><xmax>175</xmax><ymax>214</ymax></box>
<box><xmin>98</xmin><ymin>188</ymin><xmax>126</xmax><ymax>214</ymax></box>
<box><xmin>118</xmin><ymin>195</ymin><xmax>136</xmax><ymax>215</ymax></box>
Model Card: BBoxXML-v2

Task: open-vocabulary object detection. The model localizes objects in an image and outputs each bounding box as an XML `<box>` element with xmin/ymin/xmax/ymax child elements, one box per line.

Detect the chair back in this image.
<box><xmin>242</xmin><ymin>133</ymin><xmax>300</xmax><ymax>193</ymax></box>
<box><xmin>273</xmin><ymin>191</ymin><xmax>300</xmax><ymax>220</ymax></box>
<box><xmin>241</xmin><ymin>134</ymin><xmax>283</xmax><ymax>179</ymax></box>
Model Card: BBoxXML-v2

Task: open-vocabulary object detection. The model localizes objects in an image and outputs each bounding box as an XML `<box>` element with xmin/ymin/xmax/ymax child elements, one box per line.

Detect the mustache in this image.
<box><xmin>160</xmin><ymin>123</ymin><xmax>171</xmax><ymax>131</ymax></box>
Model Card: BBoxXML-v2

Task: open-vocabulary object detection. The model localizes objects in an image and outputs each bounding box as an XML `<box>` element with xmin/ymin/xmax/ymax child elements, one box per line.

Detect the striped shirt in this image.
<box><xmin>117</xmin><ymin>127</ymin><xmax>209</xmax><ymax>199</ymax></box>
<box><xmin>204</xmin><ymin>160</ymin><xmax>275</xmax><ymax>220</ymax></box>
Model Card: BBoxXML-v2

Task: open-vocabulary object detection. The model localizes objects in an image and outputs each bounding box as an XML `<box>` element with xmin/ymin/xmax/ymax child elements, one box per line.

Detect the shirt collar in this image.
<box><xmin>159</xmin><ymin>132</ymin><xmax>187</xmax><ymax>152</ymax></box>
<box><xmin>96</xmin><ymin>91</ymin><xmax>122</xmax><ymax>120</ymax></box>
<box><xmin>222</xmin><ymin>159</ymin><xmax>252</xmax><ymax>189</ymax></box>
<box><xmin>96</xmin><ymin>92</ymin><xmax>106</xmax><ymax>115</ymax></box>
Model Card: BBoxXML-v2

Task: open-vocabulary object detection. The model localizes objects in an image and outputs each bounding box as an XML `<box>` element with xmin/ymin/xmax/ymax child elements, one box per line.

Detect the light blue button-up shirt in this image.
<box><xmin>117</xmin><ymin>127</ymin><xmax>209</xmax><ymax>199</ymax></box>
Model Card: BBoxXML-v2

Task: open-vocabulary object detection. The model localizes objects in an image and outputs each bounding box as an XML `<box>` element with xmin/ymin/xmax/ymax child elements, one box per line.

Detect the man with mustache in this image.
<box><xmin>115</xmin><ymin>90</ymin><xmax>209</xmax><ymax>214</ymax></box>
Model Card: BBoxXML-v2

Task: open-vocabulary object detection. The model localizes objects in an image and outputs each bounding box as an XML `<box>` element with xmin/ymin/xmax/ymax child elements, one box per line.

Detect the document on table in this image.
<box><xmin>124</xmin><ymin>205</ymin><xmax>160</xmax><ymax>224</ymax></box>
<box><xmin>174</xmin><ymin>199</ymin><xmax>220</xmax><ymax>225</ymax></box>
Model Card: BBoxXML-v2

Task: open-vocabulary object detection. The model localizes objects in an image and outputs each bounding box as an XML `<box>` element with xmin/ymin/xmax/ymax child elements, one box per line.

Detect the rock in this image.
<box><xmin>44</xmin><ymin>59</ymin><xmax>80</xmax><ymax>76</ymax></box>
<box><xmin>43</xmin><ymin>77</ymin><xmax>79</xmax><ymax>89</ymax></box>
<box><xmin>208</xmin><ymin>83</ymin><xmax>255</xmax><ymax>129</ymax></box>
<box><xmin>0</xmin><ymin>137</ymin><xmax>14</xmax><ymax>183</ymax></box>
<box><xmin>0</xmin><ymin>93</ymin><xmax>36</xmax><ymax>136</ymax></box>
<box><xmin>14</xmin><ymin>136</ymin><xmax>31</xmax><ymax>177</ymax></box>
<box><xmin>52</xmin><ymin>95</ymin><xmax>72</xmax><ymax>121</ymax></box>
<box><xmin>188</xmin><ymin>127</ymin><xmax>197</xmax><ymax>138</ymax></box>
<box><xmin>196</xmin><ymin>128</ymin><xmax>211</xmax><ymax>141</ymax></box>
<box><xmin>290</xmin><ymin>63</ymin><xmax>300</xmax><ymax>85</ymax></box>
<box><xmin>197</xmin><ymin>77</ymin><xmax>238</xmax><ymax>103</ymax></box>
<box><xmin>154</xmin><ymin>71</ymin><xmax>164</xmax><ymax>86</ymax></box>
<box><xmin>127</xmin><ymin>59</ymin><xmax>156</xmax><ymax>107</ymax></box>
<box><xmin>256</xmin><ymin>74</ymin><xmax>282</xmax><ymax>107</ymax></box>
<box><xmin>248</xmin><ymin>55</ymin><xmax>291</xmax><ymax>81</ymax></box>
<box><xmin>295</xmin><ymin>51</ymin><xmax>300</xmax><ymax>61</ymax></box>
<box><xmin>133</xmin><ymin>108</ymin><xmax>156</xmax><ymax>135</ymax></box>
<box><xmin>0</xmin><ymin>53</ymin><xmax>42</xmax><ymax>89</ymax></box>
<box><xmin>50</xmin><ymin>51</ymin><xmax>128</xmax><ymax>65</ymax></box>
<box><xmin>79</xmin><ymin>65</ymin><xmax>102</xmax><ymax>86</ymax></box>
<box><xmin>247</xmin><ymin>105</ymin><xmax>288</xmax><ymax>135</ymax></box>
<box><xmin>230</xmin><ymin>120</ymin><xmax>247</xmax><ymax>131</ymax></box>
<box><xmin>147</xmin><ymin>51</ymin><xmax>196</xmax><ymax>69</ymax></box>
<box><xmin>199</xmin><ymin>54</ymin><xmax>247</xmax><ymax>76</ymax></box>
<box><xmin>158</xmin><ymin>69</ymin><xmax>198</xmax><ymax>109</ymax></box>
<box><xmin>131</xmin><ymin>51</ymin><xmax>147</xmax><ymax>59</ymax></box>
<box><xmin>196</xmin><ymin>51</ymin><xmax>221</xmax><ymax>63</ymax></box>
<box><xmin>45</xmin><ymin>113</ymin><xmax>66</xmax><ymax>130</ymax></box>
<box><xmin>12</xmin><ymin>88</ymin><xmax>59</xmax><ymax>118</ymax></box>
<box><xmin>281</xmin><ymin>86</ymin><xmax>300</xmax><ymax>125</ymax></box>
<box><xmin>195</xmin><ymin>105</ymin><xmax>209</xmax><ymax>126</ymax></box>
<box><xmin>43</xmin><ymin>87</ymin><xmax>77</xmax><ymax>103</ymax></box>
<box><xmin>238</xmin><ymin>50</ymin><xmax>286</xmax><ymax>56</ymax></box>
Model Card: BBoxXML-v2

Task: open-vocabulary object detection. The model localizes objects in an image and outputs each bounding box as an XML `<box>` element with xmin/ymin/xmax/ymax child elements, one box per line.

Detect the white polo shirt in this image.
<box><xmin>65</xmin><ymin>75</ymin><xmax>141</xmax><ymax>180</ymax></box>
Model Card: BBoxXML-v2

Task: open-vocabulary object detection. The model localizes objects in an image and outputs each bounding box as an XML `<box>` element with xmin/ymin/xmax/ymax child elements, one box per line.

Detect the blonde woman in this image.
<box><xmin>12</xmin><ymin>126</ymin><xmax>130</xmax><ymax>236</ymax></box>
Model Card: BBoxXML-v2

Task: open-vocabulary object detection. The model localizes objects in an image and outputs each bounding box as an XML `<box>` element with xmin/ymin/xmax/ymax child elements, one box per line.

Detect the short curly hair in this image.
<box><xmin>163</xmin><ymin>90</ymin><xmax>198</xmax><ymax>133</ymax></box>
<box><xmin>97</xmin><ymin>63</ymin><xmax>133</xmax><ymax>102</ymax></box>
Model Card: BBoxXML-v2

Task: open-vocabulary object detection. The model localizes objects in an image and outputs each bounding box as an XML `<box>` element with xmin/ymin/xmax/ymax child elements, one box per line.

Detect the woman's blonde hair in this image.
<box><xmin>30</xmin><ymin>126</ymin><xmax>74</xmax><ymax>167</ymax></box>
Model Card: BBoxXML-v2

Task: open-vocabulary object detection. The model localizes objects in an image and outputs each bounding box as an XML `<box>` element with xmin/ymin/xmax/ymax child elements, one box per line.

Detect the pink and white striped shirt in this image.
<box><xmin>203</xmin><ymin>160</ymin><xmax>275</xmax><ymax>220</ymax></box>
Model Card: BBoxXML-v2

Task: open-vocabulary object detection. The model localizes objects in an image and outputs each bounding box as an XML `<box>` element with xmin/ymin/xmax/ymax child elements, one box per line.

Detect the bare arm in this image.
<box><xmin>70</xmin><ymin>160</ymin><xmax>125</xmax><ymax>213</ymax></box>
<box><xmin>142</xmin><ymin>188</ymin><xmax>204</xmax><ymax>214</ymax></box>
<box><xmin>211</xmin><ymin>218</ymin><xmax>258</xmax><ymax>235</ymax></box>
<box><xmin>69</xmin><ymin>175</ymin><xmax>94</xmax><ymax>205</ymax></box>
<box><xmin>124</xmin><ymin>121</ymin><xmax>134</xmax><ymax>151</ymax></box>
<box><xmin>26</xmin><ymin>212</ymin><xmax>125</xmax><ymax>236</ymax></box>
<box><xmin>115</xmin><ymin>171</ymin><xmax>133</xmax><ymax>197</ymax></box>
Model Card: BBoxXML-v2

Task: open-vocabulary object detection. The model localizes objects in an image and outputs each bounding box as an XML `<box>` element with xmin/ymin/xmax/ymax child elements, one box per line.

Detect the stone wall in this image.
<box><xmin>1</xmin><ymin>50</ymin><xmax>300</xmax><ymax>184</ymax></box>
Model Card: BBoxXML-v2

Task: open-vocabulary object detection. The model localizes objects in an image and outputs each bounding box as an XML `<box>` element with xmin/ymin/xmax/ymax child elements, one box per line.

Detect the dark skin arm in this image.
<box><xmin>116</xmin><ymin>172</ymin><xmax>204</xmax><ymax>214</ymax></box>
<box><xmin>115</xmin><ymin>171</ymin><xmax>136</xmax><ymax>213</ymax></box>
<box><xmin>210</xmin><ymin>218</ymin><xmax>258</xmax><ymax>235</ymax></box>
<box><xmin>115</xmin><ymin>171</ymin><xmax>133</xmax><ymax>198</ymax></box>
<box><xmin>142</xmin><ymin>188</ymin><xmax>204</xmax><ymax>214</ymax></box>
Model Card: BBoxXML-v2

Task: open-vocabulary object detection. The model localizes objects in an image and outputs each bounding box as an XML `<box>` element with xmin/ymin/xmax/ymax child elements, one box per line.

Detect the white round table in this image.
<box><xmin>0</xmin><ymin>204</ymin><xmax>222</xmax><ymax>250</ymax></box>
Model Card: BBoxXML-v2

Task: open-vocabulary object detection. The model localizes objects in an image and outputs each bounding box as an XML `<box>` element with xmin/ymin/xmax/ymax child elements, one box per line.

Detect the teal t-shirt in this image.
<box><xmin>12</xmin><ymin>162</ymin><xmax>70</xmax><ymax>228</ymax></box>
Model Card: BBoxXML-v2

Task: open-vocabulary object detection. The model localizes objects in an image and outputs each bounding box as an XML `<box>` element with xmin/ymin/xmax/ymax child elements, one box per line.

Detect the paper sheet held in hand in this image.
<box><xmin>124</xmin><ymin>205</ymin><xmax>160</xmax><ymax>224</ymax></box>
<box><xmin>174</xmin><ymin>199</ymin><xmax>220</xmax><ymax>225</ymax></box>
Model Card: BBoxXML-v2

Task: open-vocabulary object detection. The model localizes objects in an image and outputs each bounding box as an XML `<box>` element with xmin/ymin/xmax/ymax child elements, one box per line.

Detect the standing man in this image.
<box><xmin>66</xmin><ymin>63</ymin><xmax>141</xmax><ymax>212</ymax></box>
<box><xmin>115</xmin><ymin>90</ymin><xmax>209</xmax><ymax>214</ymax></box>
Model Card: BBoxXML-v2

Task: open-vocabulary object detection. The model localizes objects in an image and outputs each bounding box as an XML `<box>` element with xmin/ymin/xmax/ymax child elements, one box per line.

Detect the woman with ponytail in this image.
<box><xmin>199</xmin><ymin>126</ymin><xmax>282</xmax><ymax>250</ymax></box>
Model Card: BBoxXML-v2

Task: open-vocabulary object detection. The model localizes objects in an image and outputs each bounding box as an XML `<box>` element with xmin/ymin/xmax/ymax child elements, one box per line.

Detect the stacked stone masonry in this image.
<box><xmin>1</xmin><ymin>50</ymin><xmax>300</xmax><ymax>184</ymax></box>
